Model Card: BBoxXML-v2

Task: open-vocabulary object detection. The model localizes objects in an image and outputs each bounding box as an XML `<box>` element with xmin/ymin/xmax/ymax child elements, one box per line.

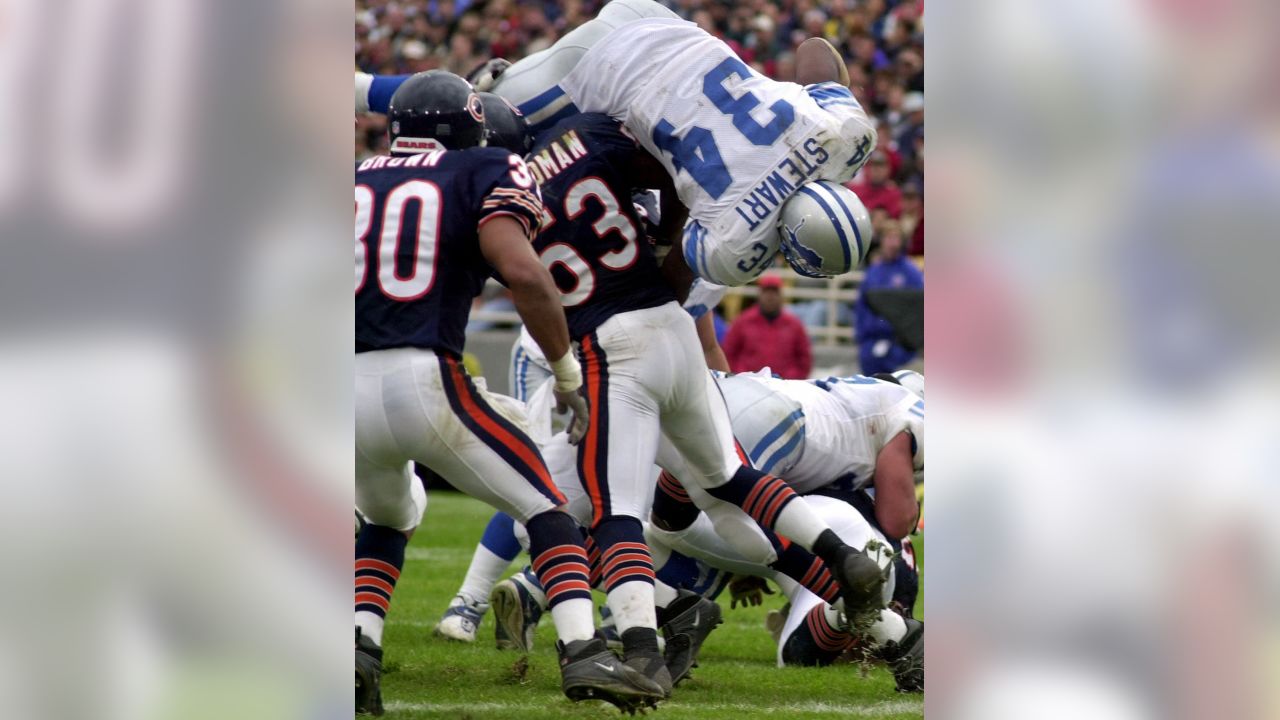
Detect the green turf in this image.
<box><xmin>378</xmin><ymin>491</ymin><xmax>923</xmax><ymax>719</ymax></box>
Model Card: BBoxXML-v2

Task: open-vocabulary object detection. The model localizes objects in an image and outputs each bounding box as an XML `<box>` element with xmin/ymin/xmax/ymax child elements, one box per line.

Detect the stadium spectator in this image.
<box><xmin>846</xmin><ymin>149</ymin><xmax>902</xmax><ymax>218</ymax></box>
<box><xmin>723</xmin><ymin>274</ymin><xmax>812</xmax><ymax>379</ymax></box>
<box><xmin>900</xmin><ymin>181</ymin><xmax>924</xmax><ymax>256</ymax></box>
<box><xmin>854</xmin><ymin>220</ymin><xmax>923</xmax><ymax>375</ymax></box>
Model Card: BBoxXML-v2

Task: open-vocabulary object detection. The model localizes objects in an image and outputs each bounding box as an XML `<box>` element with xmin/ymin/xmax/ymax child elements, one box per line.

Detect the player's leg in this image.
<box><xmin>412</xmin><ymin>353</ymin><xmax>665</xmax><ymax>708</ymax></box>
<box><xmin>352</xmin><ymin>459</ymin><xmax>420</xmax><ymax>717</ymax></box>
<box><xmin>490</xmin><ymin>0</ymin><xmax>677</xmax><ymax>129</ymax></box>
<box><xmin>507</xmin><ymin>330</ymin><xmax>553</xmax><ymax>404</ymax></box>
<box><xmin>436</xmin><ymin>335</ymin><xmax>550</xmax><ymax>642</ymax></box>
<box><xmin>657</xmin><ymin>352</ymin><xmax>887</xmax><ymax>623</ymax></box>
<box><xmin>354</xmin><ymin>353</ymin><xmax>434</xmax><ymax>716</ymax></box>
<box><xmin>490</xmin><ymin>433</ymin><xmax>585</xmax><ymax>652</ymax></box>
<box><xmin>777</xmin><ymin>587</ymin><xmax>850</xmax><ymax>667</ymax></box>
<box><xmin>575</xmin><ymin>323</ymin><xmax>672</xmax><ymax>695</ymax></box>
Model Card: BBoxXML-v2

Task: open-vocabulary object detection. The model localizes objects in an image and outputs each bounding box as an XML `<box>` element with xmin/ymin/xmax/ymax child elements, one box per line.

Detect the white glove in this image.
<box><xmin>549</xmin><ymin>353</ymin><xmax>590</xmax><ymax>445</ymax></box>
<box><xmin>466</xmin><ymin>58</ymin><xmax>512</xmax><ymax>93</ymax></box>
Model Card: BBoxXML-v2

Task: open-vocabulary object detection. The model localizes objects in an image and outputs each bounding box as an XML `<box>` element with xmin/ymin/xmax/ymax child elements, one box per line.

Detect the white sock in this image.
<box><xmin>771</xmin><ymin>500</ymin><xmax>828</xmax><ymax>550</ymax></box>
<box><xmin>457</xmin><ymin>545</ymin><xmax>513</xmax><ymax>606</ymax></box>
<box><xmin>355</xmin><ymin>611</ymin><xmax>384</xmax><ymax>647</ymax></box>
<box><xmin>549</xmin><ymin>597</ymin><xmax>596</xmax><ymax>643</ymax></box>
<box><xmin>867</xmin><ymin>609</ymin><xmax>908</xmax><ymax>647</ymax></box>
<box><xmin>607</xmin><ymin>580</ymin><xmax>658</xmax><ymax>635</ymax></box>
<box><xmin>653</xmin><ymin>578</ymin><xmax>679</xmax><ymax>609</ymax></box>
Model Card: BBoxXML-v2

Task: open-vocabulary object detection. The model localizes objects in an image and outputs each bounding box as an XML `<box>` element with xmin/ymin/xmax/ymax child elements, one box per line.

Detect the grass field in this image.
<box><xmin>378</xmin><ymin>491</ymin><xmax>924</xmax><ymax>720</ymax></box>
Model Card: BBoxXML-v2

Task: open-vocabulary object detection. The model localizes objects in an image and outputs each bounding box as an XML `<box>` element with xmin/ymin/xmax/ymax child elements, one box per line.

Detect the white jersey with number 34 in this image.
<box><xmin>559</xmin><ymin>18</ymin><xmax>877</xmax><ymax>283</ymax></box>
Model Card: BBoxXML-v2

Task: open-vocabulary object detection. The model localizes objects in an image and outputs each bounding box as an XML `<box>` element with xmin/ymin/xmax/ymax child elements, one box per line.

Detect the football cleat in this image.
<box><xmin>490</xmin><ymin>571</ymin><xmax>544</xmax><ymax>652</ymax></box>
<box><xmin>879</xmin><ymin>618</ymin><xmax>924</xmax><ymax>692</ymax></box>
<box><xmin>558</xmin><ymin>634</ymin><xmax>666</xmax><ymax>713</ymax></box>
<box><xmin>355</xmin><ymin>628</ymin><xmax>384</xmax><ymax>716</ymax></box>
<box><xmin>830</xmin><ymin>546</ymin><xmax>888</xmax><ymax>630</ymax></box>
<box><xmin>434</xmin><ymin>595</ymin><xmax>489</xmax><ymax>643</ymax></box>
<box><xmin>659</xmin><ymin>591</ymin><xmax>723</xmax><ymax>685</ymax></box>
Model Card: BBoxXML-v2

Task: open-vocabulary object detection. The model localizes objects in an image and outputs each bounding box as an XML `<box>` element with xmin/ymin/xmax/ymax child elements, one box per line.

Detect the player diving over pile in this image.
<box><xmin>357</xmin><ymin>0</ymin><xmax>877</xmax><ymax>287</ymax></box>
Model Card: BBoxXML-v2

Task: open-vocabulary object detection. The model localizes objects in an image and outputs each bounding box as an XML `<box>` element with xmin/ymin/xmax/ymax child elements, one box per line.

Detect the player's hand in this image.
<box><xmin>728</xmin><ymin>575</ymin><xmax>774</xmax><ymax>609</ymax></box>
<box><xmin>554</xmin><ymin>386</ymin><xmax>590</xmax><ymax>445</ymax></box>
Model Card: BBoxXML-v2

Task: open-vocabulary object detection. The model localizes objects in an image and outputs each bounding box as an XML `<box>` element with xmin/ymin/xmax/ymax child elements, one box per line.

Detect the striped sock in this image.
<box><xmin>770</xmin><ymin>542</ymin><xmax>842</xmax><ymax>604</ymax></box>
<box><xmin>705</xmin><ymin>466</ymin><xmax>802</xmax><ymax>534</ymax></box>
<box><xmin>651</xmin><ymin>471</ymin><xmax>700</xmax><ymax>531</ymax></box>
<box><xmin>782</xmin><ymin>603</ymin><xmax>853</xmax><ymax>666</ymax></box>
<box><xmin>355</xmin><ymin>523</ymin><xmax>407</xmax><ymax>647</ymax></box>
<box><xmin>583</xmin><ymin>533</ymin><xmax>603</xmax><ymax>588</ymax></box>
<box><xmin>594</xmin><ymin>516</ymin><xmax>657</xmax><ymax>634</ymax></box>
<box><xmin>526</xmin><ymin>510</ymin><xmax>594</xmax><ymax>642</ymax></box>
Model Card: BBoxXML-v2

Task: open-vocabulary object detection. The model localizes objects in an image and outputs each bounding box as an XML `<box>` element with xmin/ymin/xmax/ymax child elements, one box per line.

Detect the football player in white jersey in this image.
<box><xmin>707</xmin><ymin>370</ymin><xmax>924</xmax><ymax>539</ymax></box>
<box><xmin>356</xmin><ymin>0</ymin><xmax>878</xmax><ymax>285</ymax></box>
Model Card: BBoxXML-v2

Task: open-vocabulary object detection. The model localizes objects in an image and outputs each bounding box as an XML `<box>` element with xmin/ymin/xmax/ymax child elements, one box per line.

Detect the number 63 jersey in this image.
<box><xmin>527</xmin><ymin>113</ymin><xmax>675</xmax><ymax>339</ymax></box>
<box><xmin>558</xmin><ymin>17</ymin><xmax>877</xmax><ymax>284</ymax></box>
<box><xmin>355</xmin><ymin>147</ymin><xmax>543</xmax><ymax>355</ymax></box>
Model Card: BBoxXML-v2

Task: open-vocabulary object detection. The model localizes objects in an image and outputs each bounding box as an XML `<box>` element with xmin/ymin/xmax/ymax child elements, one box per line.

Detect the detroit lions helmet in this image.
<box><xmin>387</xmin><ymin>70</ymin><xmax>486</xmax><ymax>154</ymax></box>
<box><xmin>777</xmin><ymin>181</ymin><xmax>872</xmax><ymax>278</ymax></box>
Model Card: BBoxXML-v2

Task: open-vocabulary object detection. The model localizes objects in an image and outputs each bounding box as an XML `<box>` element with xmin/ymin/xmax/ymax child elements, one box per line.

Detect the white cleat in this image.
<box><xmin>433</xmin><ymin>594</ymin><xmax>489</xmax><ymax>643</ymax></box>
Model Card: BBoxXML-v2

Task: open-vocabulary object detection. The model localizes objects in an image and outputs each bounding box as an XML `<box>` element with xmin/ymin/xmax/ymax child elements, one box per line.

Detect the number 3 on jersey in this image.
<box><xmin>536</xmin><ymin>177</ymin><xmax>637</xmax><ymax>307</ymax></box>
<box><xmin>652</xmin><ymin>57</ymin><xmax>795</xmax><ymax>199</ymax></box>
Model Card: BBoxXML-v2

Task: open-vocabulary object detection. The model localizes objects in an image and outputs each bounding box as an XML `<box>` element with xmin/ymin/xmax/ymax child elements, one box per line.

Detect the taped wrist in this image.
<box><xmin>549</xmin><ymin>352</ymin><xmax>582</xmax><ymax>393</ymax></box>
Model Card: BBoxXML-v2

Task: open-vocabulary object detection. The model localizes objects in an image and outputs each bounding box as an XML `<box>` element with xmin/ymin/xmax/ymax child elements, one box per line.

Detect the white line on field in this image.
<box><xmin>385</xmin><ymin>699</ymin><xmax>922</xmax><ymax>715</ymax></box>
<box><xmin>404</xmin><ymin>547</ymin><xmax>477</xmax><ymax>561</ymax></box>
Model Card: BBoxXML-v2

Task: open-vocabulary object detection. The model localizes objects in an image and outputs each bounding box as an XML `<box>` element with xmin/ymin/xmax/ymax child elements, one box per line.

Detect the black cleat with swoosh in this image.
<box><xmin>558</xmin><ymin>634</ymin><xmax>666</xmax><ymax>713</ymax></box>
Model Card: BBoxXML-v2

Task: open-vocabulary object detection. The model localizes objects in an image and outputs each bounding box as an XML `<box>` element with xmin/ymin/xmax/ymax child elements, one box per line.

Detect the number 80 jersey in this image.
<box><xmin>355</xmin><ymin>147</ymin><xmax>543</xmax><ymax>356</ymax></box>
<box><xmin>559</xmin><ymin>17</ymin><xmax>877</xmax><ymax>282</ymax></box>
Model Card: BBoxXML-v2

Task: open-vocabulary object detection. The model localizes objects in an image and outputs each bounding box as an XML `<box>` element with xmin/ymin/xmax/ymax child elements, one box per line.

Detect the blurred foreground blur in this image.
<box><xmin>927</xmin><ymin>0</ymin><xmax>1279</xmax><ymax>718</ymax></box>
<box><xmin>0</xmin><ymin>1</ymin><xmax>352</xmax><ymax>718</ymax></box>
<box><xmin>1</xmin><ymin>0</ymin><xmax>1277</xmax><ymax>718</ymax></box>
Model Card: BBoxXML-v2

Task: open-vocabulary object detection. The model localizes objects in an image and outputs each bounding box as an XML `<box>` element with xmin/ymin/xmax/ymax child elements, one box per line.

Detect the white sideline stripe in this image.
<box><xmin>385</xmin><ymin>699</ymin><xmax>922</xmax><ymax>715</ymax></box>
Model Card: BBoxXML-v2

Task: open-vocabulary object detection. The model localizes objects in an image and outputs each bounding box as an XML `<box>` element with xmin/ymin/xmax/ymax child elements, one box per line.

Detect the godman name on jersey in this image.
<box><xmin>529</xmin><ymin>113</ymin><xmax>675</xmax><ymax>339</ymax></box>
<box><xmin>355</xmin><ymin>147</ymin><xmax>543</xmax><ymax>356</ymax></box>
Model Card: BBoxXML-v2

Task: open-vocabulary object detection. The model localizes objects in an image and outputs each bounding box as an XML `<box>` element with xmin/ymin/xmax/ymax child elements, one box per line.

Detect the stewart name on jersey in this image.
<box><xmin>355</xmin><ymin>147</ymin><xmax>543</xmax><ymax>356</ymax></box>
<box><xmin>529</xmin><ymin>113</ymin><xmax>675</xmax><ymax>339</ymax></box>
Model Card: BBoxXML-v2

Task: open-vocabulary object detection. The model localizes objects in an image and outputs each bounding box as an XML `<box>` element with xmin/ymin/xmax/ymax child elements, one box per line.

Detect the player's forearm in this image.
<box><xmin>695</xmin><ymin>313</ymin><xmax>729</xmax><ymax>372</ymax></box>
<box><xmin>509</xmin><ymin>276</ymin><xmax>572</xmax><ymax>366</ymax></box>
<box><xmin>874</xmin><ymin>432</ymin><xmax>919</xmax><ymax>539</ymax></box>
<box><xmin>355</xmin><ymin>72</ymin><xmax>411</xmax><ymax>115</ymax></box>
<box><xmin>509</xmin><ymin>278</ymin><xmax>570</xmax><ymax>361</ymax></box>
<box><xmin>658</xmin><ymin>189</ymin><xmax>693</xmax><ymax>301</ymax></box>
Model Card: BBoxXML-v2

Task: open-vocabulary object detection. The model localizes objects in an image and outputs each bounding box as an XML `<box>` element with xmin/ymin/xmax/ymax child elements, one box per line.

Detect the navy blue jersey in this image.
<box><xmin>355</xmin><ymin>147</ymin><xmax>542</xmax><ymax>355</ymax></box>
<box><xmin>527</xmin><ymin>113</ymin><xmax>675</xmax><ymax>339</ymax></box>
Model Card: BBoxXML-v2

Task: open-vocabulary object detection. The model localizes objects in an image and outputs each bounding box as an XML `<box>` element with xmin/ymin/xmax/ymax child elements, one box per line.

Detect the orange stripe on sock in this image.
<box><xmin>356</xmin><ymin>558</ymin><xmax>401</xmax><ymax>579</ymax></box>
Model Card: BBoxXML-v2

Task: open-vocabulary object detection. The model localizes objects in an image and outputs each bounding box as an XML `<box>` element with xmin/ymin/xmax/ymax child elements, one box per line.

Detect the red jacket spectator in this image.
<box><xmin>845</xmin><ymin>150</ymin><xmax>902</xmax><ymax>218</ymax></box>
<box><xmin>723</xmin><ymin>275</ymin><xmax>813</xmax><ymax>379</ymax></box>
